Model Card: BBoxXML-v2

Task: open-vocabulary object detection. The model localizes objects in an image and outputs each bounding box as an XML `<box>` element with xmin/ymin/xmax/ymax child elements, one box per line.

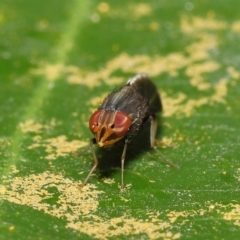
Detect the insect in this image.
<box><xmin>82</xmin><ymin>73</ymin><xmax>175</xmax><ymax>188</ymax></box>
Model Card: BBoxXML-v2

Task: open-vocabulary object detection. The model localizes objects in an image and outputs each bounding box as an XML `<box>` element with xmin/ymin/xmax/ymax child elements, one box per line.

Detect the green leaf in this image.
<box><xmin>1</xmin><ymin>0</ymin><xmax>239</xmax><ymax>239</ymax></box>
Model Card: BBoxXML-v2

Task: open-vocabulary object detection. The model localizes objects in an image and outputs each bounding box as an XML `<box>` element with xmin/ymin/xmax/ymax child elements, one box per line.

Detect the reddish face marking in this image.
<box><xmin>89</xmin><ymin>110</ymin><xmax>132</xmax><ymax>147</ymax></box>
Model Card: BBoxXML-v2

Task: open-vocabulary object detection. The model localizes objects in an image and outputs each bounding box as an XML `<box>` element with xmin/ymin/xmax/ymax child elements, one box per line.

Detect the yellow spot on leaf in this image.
<box><xmin>181</xmin><ymin>15</ymin><xmax>227</xmax><ymax>33</ymax></box>
<box><xmin>9</xmin><ymin>226</ymin><xmax>15</xmax><ymax>231</ymax></box>
<box><xmin>97</xmin><ymin>2</ymin><xmax>110</xmax><ymax>14</ymax></box>
<box><xmin>227</xmin><ymin>66</ymin><xmax>240</xmax><ymax>80</ymax></box>
<box><xmin>129</xmin><ymin>3</ymin><xmax>152</xmax><ymax>18</ymax></box>
<box><xmin>187</xmin><ymin>61</ymin><xmax>220</xmax><ymax>90</ymax></box>
<box><xmin>1</xmin><ymin>171</ymin><xmax>181</xmax><ymax>239</ymax></box>
<box><xmin>231</xmin><ymin>20</ymin><xmax>240</xmax><ymax>32</ymax></box>
<box><xmin>28</xmin><ymin>135</ymin><xmax>88</xmax><ymax>160</ymax></box>
<box><xmin>149</xmin><ymin>21</ymin><xmax>160</xmax><ymax>31</ymax></box>
<box><xmin>102</xmin><ymin>178</ymin><xmax>115</xmax><ymax>185</ymax></box>
<box><xmin>19</xmin><ymin>119</ymin><xmax>58</xmax><ymax>134</ymax></box>
<box><xmin>211</xmin><ymin>79</ymin><xmax>228</xmax><ymax>103</ymax></box>
<box><xmin>19</xmin><ymin>120</ymin><xmax>45</xmax><ymax>133</ymax></box>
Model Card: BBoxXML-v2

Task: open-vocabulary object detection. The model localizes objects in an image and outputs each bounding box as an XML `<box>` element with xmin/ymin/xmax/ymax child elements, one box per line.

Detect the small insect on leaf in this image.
<box><xmin>81</xmin><ymin>73</ymin><xmax>176</xmax><ymax>189</ymax></box>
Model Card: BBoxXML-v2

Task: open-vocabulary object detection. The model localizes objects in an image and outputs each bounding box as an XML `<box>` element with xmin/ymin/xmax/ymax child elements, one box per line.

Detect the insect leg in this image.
<box><xmin>149</xmin><ymin>114</ymin><xmax>158</xmax><ymax>148</ymax></box>
<box><xmin>72</xmin><ymin>143</ymin><xmax>90</xmax><ymax>157</ymax></box>
<box><xmin>80</xmin><ymin>138</ymin><xmax>98</xmax><ymax>187</ymax></box>
<box><xmin>149</xmin><ymin>115</ymin><xmax>179</xmax><ymax>168</ymax></box>
<box><xmin>120</xmin><ymin>140</ymin><xmax>128</xmax><ymax>189</ymax></box>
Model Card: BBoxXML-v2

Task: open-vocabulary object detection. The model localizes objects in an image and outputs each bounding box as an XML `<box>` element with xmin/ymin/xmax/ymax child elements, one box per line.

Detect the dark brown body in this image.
<box><xmin>91</xmin><ymin>73</ymin><xmax>162</xmax><ymax>145</ymax></box>
<box><xmin>84</xmin><ymin>73</ymin><xmax>163</xmax><ymax>188</ymax></box>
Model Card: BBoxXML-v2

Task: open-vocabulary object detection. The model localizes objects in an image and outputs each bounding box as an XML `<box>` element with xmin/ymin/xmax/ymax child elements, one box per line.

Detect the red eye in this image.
<box><xmin>89</xmin><ymin>110</ymin><xmax>101</xmax><ymax>134</ymax></box>
<box><xmin>112</xmin><ymin>112</ymin><xmax>131</xmax><ymax>137</ymax></box>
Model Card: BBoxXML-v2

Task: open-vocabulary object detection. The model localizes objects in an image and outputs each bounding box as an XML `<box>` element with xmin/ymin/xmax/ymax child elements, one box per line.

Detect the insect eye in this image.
<box><xmin>112</xmin><ymin>112</ymin><xmax>131</xmax><ymax>137</ymax></box>
<box><xmin>89</xmin><ymin>110</ymin><xmax>101</xmax><ymax>133</ymax></box>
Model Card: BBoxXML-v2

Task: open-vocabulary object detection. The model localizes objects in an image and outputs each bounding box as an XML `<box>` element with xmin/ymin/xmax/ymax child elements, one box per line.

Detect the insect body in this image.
<box><xmin>83</xmin><ymin>73</ymin><xmax>163</xmax><ymax>188</ymax></box>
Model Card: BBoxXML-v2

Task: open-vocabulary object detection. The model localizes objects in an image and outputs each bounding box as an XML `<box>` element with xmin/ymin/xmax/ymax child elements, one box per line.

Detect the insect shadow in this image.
<box><xmin>93</xmin><ymin>116</ymin><xmax>164</xmax><ymax>179</ymax></box>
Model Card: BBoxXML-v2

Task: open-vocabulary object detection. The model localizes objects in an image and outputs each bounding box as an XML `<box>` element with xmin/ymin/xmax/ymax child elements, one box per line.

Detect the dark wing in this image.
<box><xmin>99</xmin><ymin>73</ymin><xmax>162</xmax><ymax>119</ymax></box>
<box><xmin>126</xmin><ymin>73</ymin><xmax>162</xmax><ymax>114</ymax></box>
<box><xmin>98</xmin><ymin>73</ymin><xmax>162</xmax><ymax>140</ymax></box>
<box><xmin>99</xmin><ymin>86</ymin><xmax>138</xmax><ymax>113</ymax></box>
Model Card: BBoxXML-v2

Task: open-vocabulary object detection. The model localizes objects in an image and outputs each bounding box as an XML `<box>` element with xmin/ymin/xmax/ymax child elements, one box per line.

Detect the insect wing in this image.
<box><xmin>127</xmin><ymin>73</ymin><xmax>162</xmax><ymax>114</ymax></box>
<box><xmin>99</xmin><ymin>85</ymin><xmax>144</xmax><ymax>118</ymax></box>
